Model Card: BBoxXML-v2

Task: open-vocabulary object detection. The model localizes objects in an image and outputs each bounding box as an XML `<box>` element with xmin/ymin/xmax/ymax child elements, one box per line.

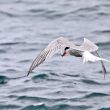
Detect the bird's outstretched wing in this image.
<box><xmin>80</xmin><ymin>38</ymin><xmax>98</xmax><ymax>52</ymax></box>
<box><xmin>27</xmin><ymin>37</ymin><xmax>76</xmax><ymax>76</ymax></box>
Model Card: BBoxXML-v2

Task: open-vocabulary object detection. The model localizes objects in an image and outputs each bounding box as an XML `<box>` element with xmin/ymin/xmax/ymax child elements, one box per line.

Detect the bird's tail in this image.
<box><xmin>82</xmin><ymin>51</ymin><xmax>110</xmax><ymax>63</ymax></box>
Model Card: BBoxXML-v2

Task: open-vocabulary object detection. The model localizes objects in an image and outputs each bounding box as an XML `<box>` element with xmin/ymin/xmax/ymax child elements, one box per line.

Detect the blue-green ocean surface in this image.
<box><xmin>0</xmin><ymin>0</ymin><xmax>110</xmax><ymax>110</ymax></box>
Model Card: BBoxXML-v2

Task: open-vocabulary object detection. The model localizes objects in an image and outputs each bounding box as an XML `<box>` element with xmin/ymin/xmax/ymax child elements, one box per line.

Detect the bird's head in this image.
<box><xmin>61</xmin><ymin>47</ymin><xmax>70</xmax><ymax>56</ymax></box>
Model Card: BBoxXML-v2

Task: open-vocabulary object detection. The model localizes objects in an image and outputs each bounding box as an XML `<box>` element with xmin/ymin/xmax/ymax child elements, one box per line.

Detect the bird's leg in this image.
<box><xmin>95</xmin><ymin>51</ymin><xmax>107</xmax><ymax>79</ymax></box>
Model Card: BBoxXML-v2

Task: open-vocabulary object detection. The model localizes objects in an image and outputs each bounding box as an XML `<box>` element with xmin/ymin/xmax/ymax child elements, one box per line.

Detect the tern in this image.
<box><xmin>27</xmin><ymin>37</ymin><xmax>109</xmax><ymax>77</ymax></box>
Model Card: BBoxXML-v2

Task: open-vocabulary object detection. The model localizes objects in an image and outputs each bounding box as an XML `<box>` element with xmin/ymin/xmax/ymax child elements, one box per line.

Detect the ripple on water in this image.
<box><xmin>84</xmin><ymin>92</ymin><xmax>109</xmax><ymax>99</ymax></box>
<box><xmin>63</xmin><ymin>73</ymin><xmax>80</xmax><ymax>77</ymax></box>
<box><xmin>0</xmin><ymin>75</ymin><xmax>9</xmax><ymax>85</ymax></box>
<box><xmin>94</xmin><ymin>30</ymin><xmax>110</xmax><ymax>35</ymax></box>
<box><xmin>21</xmin><ymin>104</ymin><xmax>46</xmax><ymax>110</ymax></box>
<box><xmin>32</xmin><ymin>72</ymin><xmax>62</xmax><ymax>83</ymax></box>
<box><xmin>21</xmin><ymin>104</ymin><xmax>92</xmax><ymax>110</ymax></box>
<box><xmin>0</xmin><ymin>49</ymin><xmax>6</xmax><ymax>53</ymax></box>
<box><xmin>81</xmin><ymin>79</ymin><xmax>101</xmax><ymax>85</ymax></box>
<box><xmin>49</xmin><ymin>104</ymin><xmax>74</xmax><ymax>110</ymax></box>
<box><xmin>0</xmin><ymin>42</ymin><xmax>22</xmax><ymax>46</ymax></box>
<box><xmin>50</xmin><ymin>104</ymin><xmax>91</xmax><ymax>110</ymax></box>
<box><xmin>17</xmin><ymin>96</ymin><xmax>48</xmax><ymax>102</ymax></box>
<box><xmin>96</xmin><ymin>41</ymin><xmax>110</xmax><ymax>48</ymax></box>
<box><xmin>18</xmin><ymin>59</ymin><xmax>30</xmax><ymax>63</ymax></box>
<box><xmin>0</xmin><ymin>104</ymin><xmax>21</xmax><ymax>110</ymax></box>
<box><xmin>32</xmin><ymin>73</ymin><xmax>49</xmax><ymax>82</ymax></box>
<box><xmin>99</xmin><ymin>108</ymin><xmax>110</xmax><ymax>110</ymax></box>
<box><xmin>0</xmin><ymin>10</ymin><xmax>18</xmax><ymax>17</ymax></box>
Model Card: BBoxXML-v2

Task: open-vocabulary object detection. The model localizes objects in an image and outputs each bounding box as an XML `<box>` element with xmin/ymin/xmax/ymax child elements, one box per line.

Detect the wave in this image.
<box><xmin>0</xmin><ymin>11</ymin><xmax>16</xmax><ymax>17</ymax></box>
<box><xmin>96</xmin><ymin>41</ymin><xmax>110</xmax><ymax>48</ymax></box>
<box><xmin>0</xmin><ymin>104</ymin><xmax>21</xmax><ymax>110</ymax></box>
<box><xmin>84</xmin><ymin>92</ymin><xmax>109</xmax><ymax>98</ymax></box>
<box><xmin>99</xmin><ymin>107</ymin><xmax>110</xmax><ymax>110</ymax></box>
<box><xmin>81</xmin><ymin>79</ymin><xmax>101</xmax><ymax>85</ymax></box>
<box><xmin>21</xmin><ymin>103</ymin><xmax>92</xmax><ymax>110</ymax></box>
<box><xmin>63</xmin><ymin>73</ymin><xmax>80</xmax><ymax>77</ymax></box>
<box><xmin>32</xmin><ymin>73</ymin><xmax>49</xmax><ymax>80</ymax></box>
<box><xmin>0</xmin><ymin>49</ymin><xmax>6</xmax><ymax>53</ymax></box>
<box><xmin>17</xmin><ymin>96</ymin><xmax>47</xmax><ymax>102</ymax></box>
<box><xmin>21</xmin><ymin>104</ymin><xmax>91</xmax><ymax>110</ymax></box>
<box><xmin>0</xmin><ymin>42</ymin><xmax>26</xmax><ymax>46</ymax></box>
<box><xmin>94</xmin><ymin>29</ymin><xmax>110</xmax><ymax>35</ymax></box>
<box><xmin>21</xmin><ymin>104</ymin><xmax>46</xmax><ymax>110</ymax></box>
<box><xmin>0</xmin><ymin>75</ymin><xmax>9</xmax><ymax>84</ymax></box>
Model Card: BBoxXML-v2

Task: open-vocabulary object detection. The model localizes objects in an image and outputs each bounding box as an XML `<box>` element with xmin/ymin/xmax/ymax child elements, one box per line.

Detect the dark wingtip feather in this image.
<box><xmin>27</xmin><ymin>72</ymin><xmax>30</xmax><ymax>76</ymax></box>
<box><xmin>27</xmin><ymin>71</ymin><xmax>30</xmax><ymax>76</ymax></box>
<box><xmin>27</xmin><ymin>70</ymin><xmax>32</xmax><ymax>76</ymax></box>
<box><xmin>95</xmin><ymin>51</ymin><xmax>107</xmax><ymax>79</ymax></box>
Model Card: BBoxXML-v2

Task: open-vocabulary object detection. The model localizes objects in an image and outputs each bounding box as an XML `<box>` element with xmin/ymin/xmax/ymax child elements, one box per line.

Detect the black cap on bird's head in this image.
<box><xmin>64</xmin><ymin>47</ymin><xmax>70</xmax><ymax>50</ymax></box>
<box><xmin>62</xmin><ymin>47</ymin><xmax>70</xmax><ymax>56</ymax></box>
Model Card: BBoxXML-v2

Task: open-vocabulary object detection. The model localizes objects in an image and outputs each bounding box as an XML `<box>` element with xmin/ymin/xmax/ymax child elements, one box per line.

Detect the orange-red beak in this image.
<box><xmin>62</xmin><ymin>50</ymin><xmax>67</xmax><ymax>57</ymax></box>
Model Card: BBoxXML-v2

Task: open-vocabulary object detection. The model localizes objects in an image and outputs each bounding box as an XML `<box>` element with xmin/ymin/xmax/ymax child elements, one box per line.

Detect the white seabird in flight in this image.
<box><xmin>27</xmin><ymin>37</ymin><xmax>109</xmax><ymax>77</ymax></box>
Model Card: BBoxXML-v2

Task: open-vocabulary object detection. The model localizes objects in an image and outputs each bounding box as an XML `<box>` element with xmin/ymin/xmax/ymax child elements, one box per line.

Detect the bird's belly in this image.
<box><xmin>69</xmin><ymin>50</ymin><xmax>82</xmax><ymax>57</ymax></box>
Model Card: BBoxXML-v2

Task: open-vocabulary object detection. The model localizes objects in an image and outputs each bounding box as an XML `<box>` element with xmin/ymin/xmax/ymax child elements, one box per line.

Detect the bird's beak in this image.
<box><xmin>61</xmin><ymin>51</ymin><xmax>67</xmax><ymax>57</ymax></box>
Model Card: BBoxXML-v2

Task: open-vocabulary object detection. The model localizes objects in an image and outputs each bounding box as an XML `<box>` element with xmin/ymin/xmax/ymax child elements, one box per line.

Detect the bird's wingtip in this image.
<box><xmin>27</xmin><ymin>72</ymin><xmax>30</xmax><ymax>76</ymax></box>
<box><xmin>27</xmin><ymin>70</ymin><xmax>32</xmax><ymax>76</ymax></box>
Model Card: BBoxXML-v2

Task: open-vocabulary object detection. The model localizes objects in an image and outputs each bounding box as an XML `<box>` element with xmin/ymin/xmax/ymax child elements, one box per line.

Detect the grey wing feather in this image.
<box><xmin>27</xmin><ymin>38</ymin><xmax>63</xmax><ymax>76</ymax></box>
<box><xmin>27</xmin><ymin>50</ymin><xmax>49</xmax><ymax>76</ymax></box>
